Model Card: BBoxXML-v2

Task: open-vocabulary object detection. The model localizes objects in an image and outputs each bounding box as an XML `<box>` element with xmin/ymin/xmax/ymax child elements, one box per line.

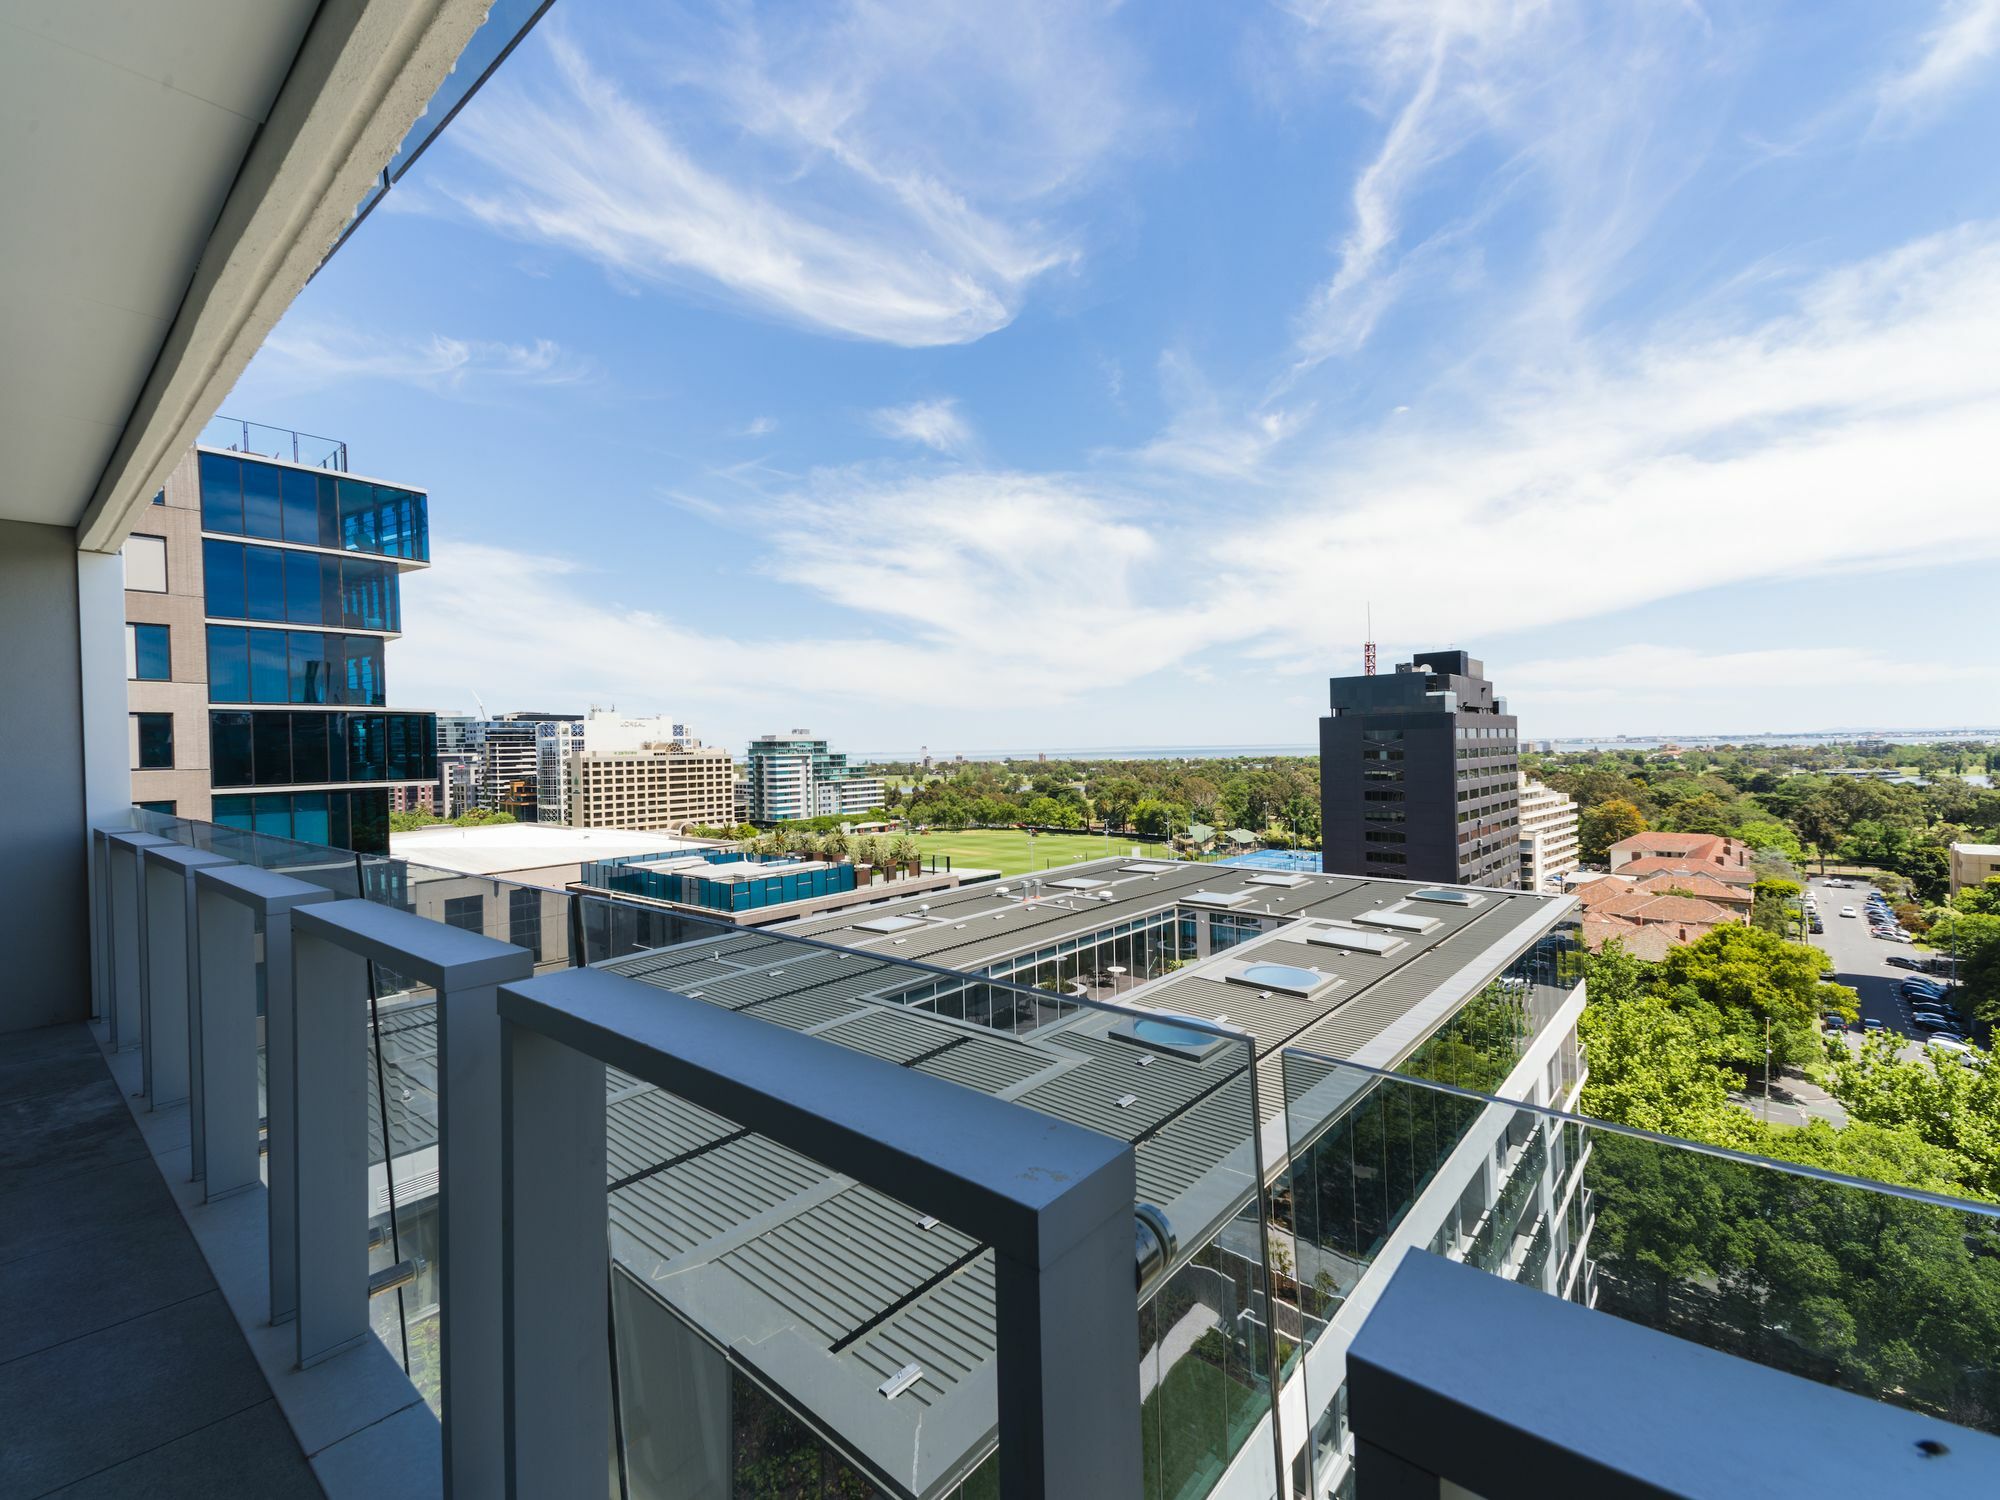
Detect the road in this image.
<box><xmin>1802</xmin><ymin>876</ymin><xmax>1941</xmax><ymax>1065</ymax></box>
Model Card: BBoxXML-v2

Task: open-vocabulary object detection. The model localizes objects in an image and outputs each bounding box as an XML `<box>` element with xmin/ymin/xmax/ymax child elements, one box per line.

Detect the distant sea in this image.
<box><xmin>856</xmin><ymin>728</ymin><xmax>2000</xmax><ymax>764</ymax></box>
<box><xmin>855</xmin><ymin>743</ymin><xmax>1318</xmax><ymax>764</ymax></box>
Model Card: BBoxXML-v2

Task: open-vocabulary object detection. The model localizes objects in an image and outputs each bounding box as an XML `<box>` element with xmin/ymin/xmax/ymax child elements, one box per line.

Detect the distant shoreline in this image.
<box><xmin>856</xmin><ymin>729</ymin><xmax>2000</xmax><ymax>764</ymax></box>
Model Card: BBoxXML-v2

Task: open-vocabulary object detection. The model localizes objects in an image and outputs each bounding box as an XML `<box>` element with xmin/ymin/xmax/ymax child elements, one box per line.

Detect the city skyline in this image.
<box><xmin>220</xmin><ymin>1</ymin><xmax>2000</xmax><ymax>750</ymax></box>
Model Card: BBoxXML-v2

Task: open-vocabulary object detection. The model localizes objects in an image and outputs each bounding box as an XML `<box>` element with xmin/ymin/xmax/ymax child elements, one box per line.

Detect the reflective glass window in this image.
<box><xmin>249</xmin><ymin>629</ymin><xmax>288</xmax><ymax>704</ymax></box>
<box><xmin>241</xmin><ymin>460</ymin><xmax>283</xmax><ymax>539</ymax></box>
<box><xmin>289</xmin><ymin>631</ymin><xmax>327</xmax><ymax>704</ymax></box>
<box><xmin>253</xmin><ymin>794</ymin><xmax>292</xmax><ymax>838</ymax></box>
<box><xmin>284</xmin><ymin>550</ymin><xmax>322</xmax><ymax>624</ymax></box>
<box><xmin>338</xmin><ymin>479</ymin><xmax>377</xmax><ymax>552</ymax></box>
<box><xmin>253</xmin><ymin>712</ymin><xmax>291</xmax><ymax>786</ymax></box>
<box><xmin>291</xmin><ymin>712</ymin><xmax>330</xmax><ymax>784</ymax></box>
<box><xmin>199</xmin><ymin>453</ymin><xmax>242</xmax><ymax>533</ymax></box>
<box><xmin>348</xmin><ymin>789</ymin><xmax>389</xmax><ymax>853</ymax></box>
<box><xmin>207</xmin><ymin>626</ymin><xmax>249</xmax><ymax>702</ymax></box>
<box><xmin>132</xmin><ymin>712</ymin><xmax>174</xmax><ymax>770</ymax></box>
<box><xmin>213</xmin><ymin>793</ymin><xmax>253</xmax><ymax>831</ymax></box>
<box><xmin>348</xmin><ymin>713</ymin><xmax>386</xmax><ymax>781</ymax></box>
<box><xmin>210</xmin><ymin>712</ymin><xmax>253</xmax><ymax>786</ymax></box>
<box><xmin>329</xmin><ymin>789</ymin><xmax>351</xmax><ymax>849</ymax></box>
<box><xmin>346</xmin><ymin>636</ymin><xmax>383</xmax><ymax>707</ymax></box>
<box><xmin>291</xmin><ymin>790</ymin><xmax>330</xmax><ymax>847</ymax></box>
<box><xmin>203</xmin><ymin>540</ymin><xmax>245</xmax><ymax>619</ymax></box>
<box><xmin>244</xmin><ymin>546</ymin><xmax>285</xmax><ymax>621</ymax></box>
<box><xmin>129</xmin><ymin>623</ymin><xmax>170</xmax><ymax>681</ymax></box>
<box><xmin>281</xmin><ymin>467</ymin><xmax>321</xmax><ymax>544</ymax></box>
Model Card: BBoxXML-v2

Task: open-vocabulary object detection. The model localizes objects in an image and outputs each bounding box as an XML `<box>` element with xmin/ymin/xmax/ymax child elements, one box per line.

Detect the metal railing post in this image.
<box><xmin>139</xmin><ymin>846</ymin><xmax>234</xmax><ymax>1149</ymax></box>
<box><xmin>105</xmin><ymin>831</ymin><xmax>170</xmax><ymax>1053</ymax></box>
<box><xmin>193</xmin><ymin>867</ymin><xmax>335</xmax><ymax>1266</ymax></box>
<box><xmin>288</xmin><ymin>899</ymin><xmax>532</xmax><ymax>1494</ymax></box>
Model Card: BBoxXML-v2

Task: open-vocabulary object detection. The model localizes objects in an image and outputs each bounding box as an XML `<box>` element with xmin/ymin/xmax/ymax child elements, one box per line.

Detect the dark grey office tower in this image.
<box><xmin>1319</xmin><ymin>650</ymin><xmax>1520</xmax><ymax>888</ymax></box>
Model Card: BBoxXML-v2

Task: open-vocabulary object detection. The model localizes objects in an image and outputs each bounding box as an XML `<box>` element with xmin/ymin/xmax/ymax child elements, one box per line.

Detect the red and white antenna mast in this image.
<box><xmin>1363</xmin><ymin>603</ymin><xmax>1376</xmax><ymax>676</ymax></box>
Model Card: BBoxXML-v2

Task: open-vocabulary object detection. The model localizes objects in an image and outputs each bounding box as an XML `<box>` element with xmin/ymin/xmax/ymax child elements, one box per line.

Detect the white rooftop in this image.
<box><xmin>390</xmin><ymin>823</ymin><xmax>719</xmax><ymax>878</ymax></box>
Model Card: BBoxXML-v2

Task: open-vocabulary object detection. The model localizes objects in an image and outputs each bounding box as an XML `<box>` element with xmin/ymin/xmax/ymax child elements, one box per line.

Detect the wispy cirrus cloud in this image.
<box><xmin>733</xmin><ymin>415</ymin><xmax>778</xmax><ymax>438</ymax></box>
<box><xmin>257</xmin><ymin>325</ymin><xmax>592</xmax><ymax>393</ymax></box>
<box><xmin>1276</xmin><ymin>1</ymin><xmax>1728</xmax><ymax>369</ymax></box>
<box><xmin>869</xmin><ymin>398</ymin><xmax>971</xmax><ymax>454</ymax></box>
<box><xmin>441</xmin><ymin>6</ymin><xmax>1147</xmax><ymax>346</ymax></box>
<box><xmin>1875</xmin><ymin>0</ymin><xmax>2000</xmax><ymax>127</ymax></box>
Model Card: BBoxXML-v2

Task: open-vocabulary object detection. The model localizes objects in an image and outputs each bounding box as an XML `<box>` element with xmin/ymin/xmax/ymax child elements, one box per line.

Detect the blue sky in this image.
<box><xmin>225</xmin><ymin>0</ymin><xmax>2000</xmax><ymax>754</ymax></box>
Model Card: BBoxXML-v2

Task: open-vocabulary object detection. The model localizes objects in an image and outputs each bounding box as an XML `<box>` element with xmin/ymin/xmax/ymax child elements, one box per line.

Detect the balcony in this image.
<box><xmin>2</xmin><ymin>811</ymin><xmax>1990</xmax><ymax>1497</ymax></box>
<box><xmin>200</xmin><ymin>415</ymin><xmax>351</xmax><ymax>474</ymax></box>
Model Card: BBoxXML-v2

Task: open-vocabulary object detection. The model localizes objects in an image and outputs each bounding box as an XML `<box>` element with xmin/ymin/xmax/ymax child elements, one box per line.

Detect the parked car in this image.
<box><xmin>1823</xmin><ymin>1012</ymin><xmax>1851</xmax><ymax>1031</ymax></box>
<box><xmin>1841</xmin><ymin>906</ymin><xmax>1857</xmax><ymax>917</ymax></box>
<box><xmin>1929</xmin><ymin>1037</ymin><xmax>1973</xmax><ymax>1057</ymax></box>
<box><xmin>1862</xmin><ymin>1017</ymin><xmax>1888</xmax><ymax>1032</ymax></box>
<box><xmin>1809</xmin><ymin>919</ymin><xmax>1825</xmax><ymax>934</ymax></box>
<box><xmin>1888</xmin><ymin>955</ymin><xmax>1924</xmax><ymax>970</ymax></box>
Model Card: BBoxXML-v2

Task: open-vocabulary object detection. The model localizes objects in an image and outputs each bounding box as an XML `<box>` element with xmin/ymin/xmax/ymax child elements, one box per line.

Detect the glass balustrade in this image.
<box><xmin>1277</xmin><ymin>1049</ymin><xmax>2000</xmax><ymax>1496</ymax></box>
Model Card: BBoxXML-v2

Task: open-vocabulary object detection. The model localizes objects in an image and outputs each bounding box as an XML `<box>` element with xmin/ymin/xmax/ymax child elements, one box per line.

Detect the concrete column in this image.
<box><xmin>78</xmin><ymin>551</ymin><xmax>130</xmax><ymax>1028</ymax></box>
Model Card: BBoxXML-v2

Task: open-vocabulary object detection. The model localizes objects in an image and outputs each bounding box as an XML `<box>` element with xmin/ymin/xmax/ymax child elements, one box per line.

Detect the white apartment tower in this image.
<box><xmin>1517</xmin><ymin>774</ymin><xmax>1581</xmax><ymax>891</ymax></box>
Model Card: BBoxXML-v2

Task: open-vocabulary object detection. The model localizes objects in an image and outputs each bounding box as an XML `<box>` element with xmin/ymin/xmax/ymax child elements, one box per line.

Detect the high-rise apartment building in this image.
<box><xmin>744</xmin><ymin>731</ymin><xmax>885</xmax><ymax>822</ymax></box>
<box><xmin>123</xmin><ymin>436</ymin><xmax>437</xmax><ymax>852</ymax></box>
<box><xmin>538</xmin><ymin>708</ymin><xmax>699</xmax><ymax>825</ymax></box>
<box><xmin>1517</xmin><ymin>774</ymin><xmax>1580</xmax><ymax>891</ymax></box>
<box><xmin>1319</xmin><ymin>649</ymin><xmax>1520</xmax><ymax>887</ymax></box>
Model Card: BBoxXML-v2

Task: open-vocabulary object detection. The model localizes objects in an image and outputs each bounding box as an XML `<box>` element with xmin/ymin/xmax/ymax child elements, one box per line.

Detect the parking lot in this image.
<box><xmin>1803</xmin><ymin>877</ymin><xmax>1959</xmax><ymax>1063</ymax></box>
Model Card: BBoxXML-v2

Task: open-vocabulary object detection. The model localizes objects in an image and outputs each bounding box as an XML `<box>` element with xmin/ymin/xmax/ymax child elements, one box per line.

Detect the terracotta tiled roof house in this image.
<box><xmin>1608</xmin><ymin>832</ymin><xmax>1752</xmax><ymax>874</ymax></box>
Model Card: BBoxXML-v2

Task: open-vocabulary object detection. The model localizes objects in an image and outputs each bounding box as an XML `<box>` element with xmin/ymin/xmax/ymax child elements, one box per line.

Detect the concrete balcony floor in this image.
<box><xmin>0</xmin><ymin>1023</ymin><xmax>322</xmax><ymax>1498</ymax></box>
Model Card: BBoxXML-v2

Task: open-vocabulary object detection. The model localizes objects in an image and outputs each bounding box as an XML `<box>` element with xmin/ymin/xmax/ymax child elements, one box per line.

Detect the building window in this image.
<box><xmin>127</xmin><ymin>623</ymin><xmax>170</xmax><ymax>680</ymax></box>
<box><xmin>508</xmin><ymin>886</ymin><xmax>543</xmax><ymax>962</ymax></box>
<box><xmin>137</xmin><ymin>800</ymin><xmax>175</xmax><ymax>815</ymax></box>
<box><xmin>124</xmin><ymin>534</ymin><xmax>168</xmax><ymax>593</ymax></box>
<box><xmin>444</xmin><ymin>895</ymin><xmax>485</xmax><ymax>934</ymax></box>
<box><xmin>131</xmin><ymin>712</ymin><xmax>174</xmax><ymax>769</ymax></box>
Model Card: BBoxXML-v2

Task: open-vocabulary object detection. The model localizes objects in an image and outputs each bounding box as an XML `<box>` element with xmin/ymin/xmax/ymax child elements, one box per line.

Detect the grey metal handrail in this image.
<box><xmin>494</xmin><ymin>965</ymin><xmax>1143</xmax><ymax>1500</ymax></box>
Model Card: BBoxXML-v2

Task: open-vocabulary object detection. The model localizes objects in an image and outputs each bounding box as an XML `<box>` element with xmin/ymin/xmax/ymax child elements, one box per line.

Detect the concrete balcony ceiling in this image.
<box><xmin>0</xmin><ymin>0</ymin><xmax>489</xmax><ymax>550</ymax></box>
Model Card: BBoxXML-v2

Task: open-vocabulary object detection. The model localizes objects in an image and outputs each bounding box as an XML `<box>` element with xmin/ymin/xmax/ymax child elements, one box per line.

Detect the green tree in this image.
<box><xmin>1578</xmin><ymin>798</ymin><xmax>1646</xmax><ymax>863</ymax></box>
<box><xmin>1825</xmin><ymin>1033</ymin><xmax>2000</xmax><ymax>1201</ymax></box>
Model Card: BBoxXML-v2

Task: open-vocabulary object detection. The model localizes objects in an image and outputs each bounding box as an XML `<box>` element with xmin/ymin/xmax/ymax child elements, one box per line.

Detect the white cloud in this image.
<box><xmin>443</xmin><ymin>7</ymin><xmax>1146</xmax><ymax>346</ymax></box>
<box><xmin>1876</xmin><ymin>0</ymin><xmax>2000</xmax><ymax>125</ymax></box>
<box><xmin>869</xmin><ymin>398</ymin><xmax>971</xmax><ymax>454</ymax></box>
<box><xmin>397</xmin><ymin>472</ymin><xmax>1256</xmax><ymax>722</ymax></box>
<box><xmin>1134</xmin><ymin>350</ymin><xmax>1310</xmax><ymax>478</ymax></box>
<box><xmin>1277</xmin><ymin>1</ymin><xmax>1726</xmax><ymax>368</ymax></box>
<box><xmin>734</xmin><ymin>416</ymin><xmax>778</xmax><ymax>438</ymax></box>
<box><xmin>1505</xmin><ymin>646</ymin><xmax>1965</xmax><ymax>703</ymax></box>
<box><xmin>256</xmin><ymin>326</ymin><xmax>591</xmax><ymax>392</ymax></box>
<box><xmin>1223</xmin><ymin>223</ymin><xmax>2000</xmax><ymax>660</ymax></box>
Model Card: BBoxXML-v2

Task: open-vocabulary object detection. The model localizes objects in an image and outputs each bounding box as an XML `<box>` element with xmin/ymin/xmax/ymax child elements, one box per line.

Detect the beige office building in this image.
<box><xmin>1950</xmin><ymin>842</ymin><xmax>2000</xmax><ymax>896</ymax></box>
<box><xmin>1517</xmin><ymin>774</ymin><xmax>1581</xmax><ymax>891</ymax></box>
<box><xmin>569</xmin><ymin>743</ymin><xmax>735</xmax><ymax>832</ymax></box>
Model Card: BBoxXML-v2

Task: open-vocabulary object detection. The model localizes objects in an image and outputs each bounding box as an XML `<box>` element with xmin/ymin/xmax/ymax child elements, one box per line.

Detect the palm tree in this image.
<box><xmin>889</xmin><ymin>834</ymin><xmax>919</xmax><ymax>874</ymax></box>
<box><xmin>821</xmin><ymin>828</ymin><xmax>851</xmax><ymax>862</ymax></box>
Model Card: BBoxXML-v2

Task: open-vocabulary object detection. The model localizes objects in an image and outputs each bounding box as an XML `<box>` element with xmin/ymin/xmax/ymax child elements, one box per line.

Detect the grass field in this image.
<box><xmin>901</xmin><ymin>828</ymin><xmax>1186</xmax><ymax>877</ymax></box>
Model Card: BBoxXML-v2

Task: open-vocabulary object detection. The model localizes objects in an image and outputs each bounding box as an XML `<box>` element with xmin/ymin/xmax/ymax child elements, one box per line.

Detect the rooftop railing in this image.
<box><xmin>199</xmin><ymin>414</ymin><xmax>350</xmax><ymax>472</ymax></box>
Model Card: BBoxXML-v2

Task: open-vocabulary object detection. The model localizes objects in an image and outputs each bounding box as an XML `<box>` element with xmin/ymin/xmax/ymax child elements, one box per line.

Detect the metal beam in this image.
<box><xmin>139</xmin><ymin>845</ymin><xmax>234</xmax><ymax>1147</ymax></box>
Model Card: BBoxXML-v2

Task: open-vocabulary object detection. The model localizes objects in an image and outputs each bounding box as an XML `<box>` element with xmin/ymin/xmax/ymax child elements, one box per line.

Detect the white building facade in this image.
<box><xmin>1518</xmin><ymin>774</ymin><xmax>1581</xmax><ymax>891</ymax></box>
